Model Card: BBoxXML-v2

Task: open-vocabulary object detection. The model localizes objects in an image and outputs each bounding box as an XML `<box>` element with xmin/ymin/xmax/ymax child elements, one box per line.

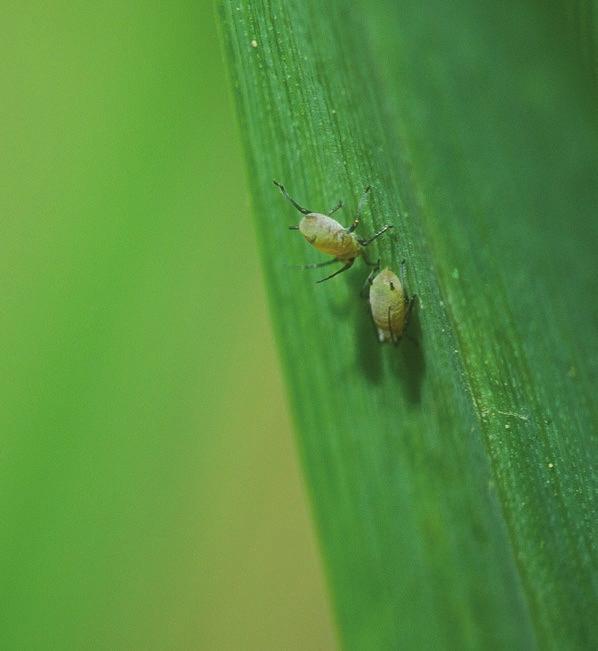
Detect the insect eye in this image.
<box><xmin>389</xmin><ymin>281</ymin><xmax>395</xmax><ymax>290</ymax></box>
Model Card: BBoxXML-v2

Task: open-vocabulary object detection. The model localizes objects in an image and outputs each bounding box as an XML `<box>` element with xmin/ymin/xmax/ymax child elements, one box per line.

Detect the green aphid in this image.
<box><xmin>367</xmin><ymin>262</ymin><xmax>416</xmax><ymax>344</ymax></box>
<box><xmin>273</xmin><ymin>180</ymin><xmax>393</xmax><ymax>283</ymax></box>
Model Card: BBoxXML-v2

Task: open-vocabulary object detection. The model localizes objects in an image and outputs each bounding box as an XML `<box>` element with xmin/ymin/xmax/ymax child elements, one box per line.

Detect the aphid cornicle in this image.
<box><xmin>273</xmin><ymin>180</ymin><xmax>394</xmax><ymax>283</ymax></box>
<box><xmin>367</xmin><ymin>262</ymin><xmax>415</xmax><ymax>344</ymax></box>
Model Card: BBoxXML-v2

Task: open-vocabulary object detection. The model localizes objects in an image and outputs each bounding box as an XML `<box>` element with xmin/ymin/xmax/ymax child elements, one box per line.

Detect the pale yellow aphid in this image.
<box><xmin>273</xmin><ymin>180</ymin><xmax>393</xmax><ymax>283</ymax></box>
<box><xmin>368</xmin><ymin>263</ymin><xmax>415</xmax><ymax>343</ymax></box>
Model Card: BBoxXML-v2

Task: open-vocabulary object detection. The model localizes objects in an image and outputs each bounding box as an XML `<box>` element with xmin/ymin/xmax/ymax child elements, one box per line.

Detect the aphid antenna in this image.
<box><xmin>399</xmin><ymin>259</ymin><xmax>407</xmax><ymax>286</ymax></box>
<box><xmin>356</xmin><ymin>186</ymin><xmax>372</xmax><ymax>218</ymax></box>
<box><xmin>273</xmin><ymin>180</ymin><xmax>312</xmax><ymax>215</ymax></box>
<box><xmin>328</xmin><ymin>200</ymin><xmax>343</xmax><ymax>215</ymax></box>
<box><xmin>347</xmin><ymin>185</ymin><xmax>372</xmax><ymax>233</ymax></box>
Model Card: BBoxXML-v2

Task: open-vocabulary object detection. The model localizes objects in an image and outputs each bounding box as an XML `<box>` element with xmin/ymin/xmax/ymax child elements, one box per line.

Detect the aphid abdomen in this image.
<box><xmin>299</xmin><ymin>213</ymin><xmax>361</xmax><ymax>260</ymax></box>
<box><xmin>369</xmin><ymin>268</ymin><xmax>407</xmax><ymax>343</ymax></box>
<box><xmin>374</xmin><ymin>302</ymin><xmax>407</xmax><ymax>342</ymax></box>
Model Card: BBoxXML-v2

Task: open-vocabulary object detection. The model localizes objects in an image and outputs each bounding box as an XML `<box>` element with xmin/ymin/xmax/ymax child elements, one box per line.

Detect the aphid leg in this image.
<box><xmin>316</xmin><ymin>259</ymin><xmax>354</xmax><ymax>284</ymax></box>
<box><xmin>348</xmin><ymin>186</ymin><xmax>372</xmax><ymax>233</ymax></box>
<box><xmin>328</xmin><ymin>199</ymin><xmax>344</xmax><ymax>215</ymax></box>
<box><xmin>273</xmin><ymin>180</ymin><xmax>312</xmax><ymax>215</ymax></box>
<box><xmin>360</xmin><ymin>260</ymin><xmax>380</xmax><ymax>297</ymax></box>
<box><xmin>361</xmin><ymin>251</ymin><xmax>379</xmax><ymax>266</ymax></box>
<box><xmin>368</xmin><ymin>259</ymin><xmax>381</xmax><ymax>282</ymax></box>
<box><xmin>347</xmin><ymin>217</ymin><xmax>360</xmax><ymax>233</ymax></box>
<box><xmin>400</xmin><ymin>259</ymin><xmax>419</xmax><ymax>316</ymax></box>
<box><xmin>388</xmin><ymin>306</ymin><xmax>398</xmax><ymax>345</ymax></box>
<box><xmin>359</xmin><ymin>224</ymin><xmax>394</xmax><ymax>247</ymax></box>
<box><xmin>290</xmin><ymin>259</ymin><xmax>338</xmax><ymax>270</ymax></box>
<box><xmin>399</xmin><ymin>259</ymin><xmax>408</xmax><ymax>292</ymax></box>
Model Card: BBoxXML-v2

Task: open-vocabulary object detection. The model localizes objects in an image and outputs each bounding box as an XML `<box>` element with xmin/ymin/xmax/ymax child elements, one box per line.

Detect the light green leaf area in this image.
<box><xmin>220</xmin><ymin>1</ymin><xmax>597</xmax><ymax>649</ymax></box>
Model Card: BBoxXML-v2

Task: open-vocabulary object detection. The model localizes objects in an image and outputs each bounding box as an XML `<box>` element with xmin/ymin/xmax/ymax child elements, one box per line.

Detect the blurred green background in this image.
<box><xmin>0</xmin><ymin>2</ymin><xmax>336</xmax><ymax>649</ymax></box>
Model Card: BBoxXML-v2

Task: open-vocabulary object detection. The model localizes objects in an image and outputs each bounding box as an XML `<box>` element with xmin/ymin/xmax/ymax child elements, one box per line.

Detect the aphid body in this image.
<box><xmin>369</xmin><ymin>267</ymin><xmax>412</xmax><ymax>343</ymax></box>
<box><xmin>298</xmin><ymin>212</ymin><xmax>361</xmax><ymax>261</ymax></box>
<box><xmin>273</xmin><ymin>180</ymin><xmax>393</xmax><ymax>283</ymax></box>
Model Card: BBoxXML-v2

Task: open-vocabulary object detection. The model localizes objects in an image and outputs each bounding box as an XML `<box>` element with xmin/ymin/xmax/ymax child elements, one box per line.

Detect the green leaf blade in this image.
<box><xmin>219</xmin><ymin>1</ymin><xmax>597</xmax><ymax>648</ymax></box>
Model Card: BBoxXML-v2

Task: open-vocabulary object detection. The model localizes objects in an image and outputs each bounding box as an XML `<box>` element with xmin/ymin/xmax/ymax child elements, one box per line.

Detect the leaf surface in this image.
<box><xmin>220</xmin><ymin>2</ymin><xmax>598</xmax><ymax>648</ymax></box>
